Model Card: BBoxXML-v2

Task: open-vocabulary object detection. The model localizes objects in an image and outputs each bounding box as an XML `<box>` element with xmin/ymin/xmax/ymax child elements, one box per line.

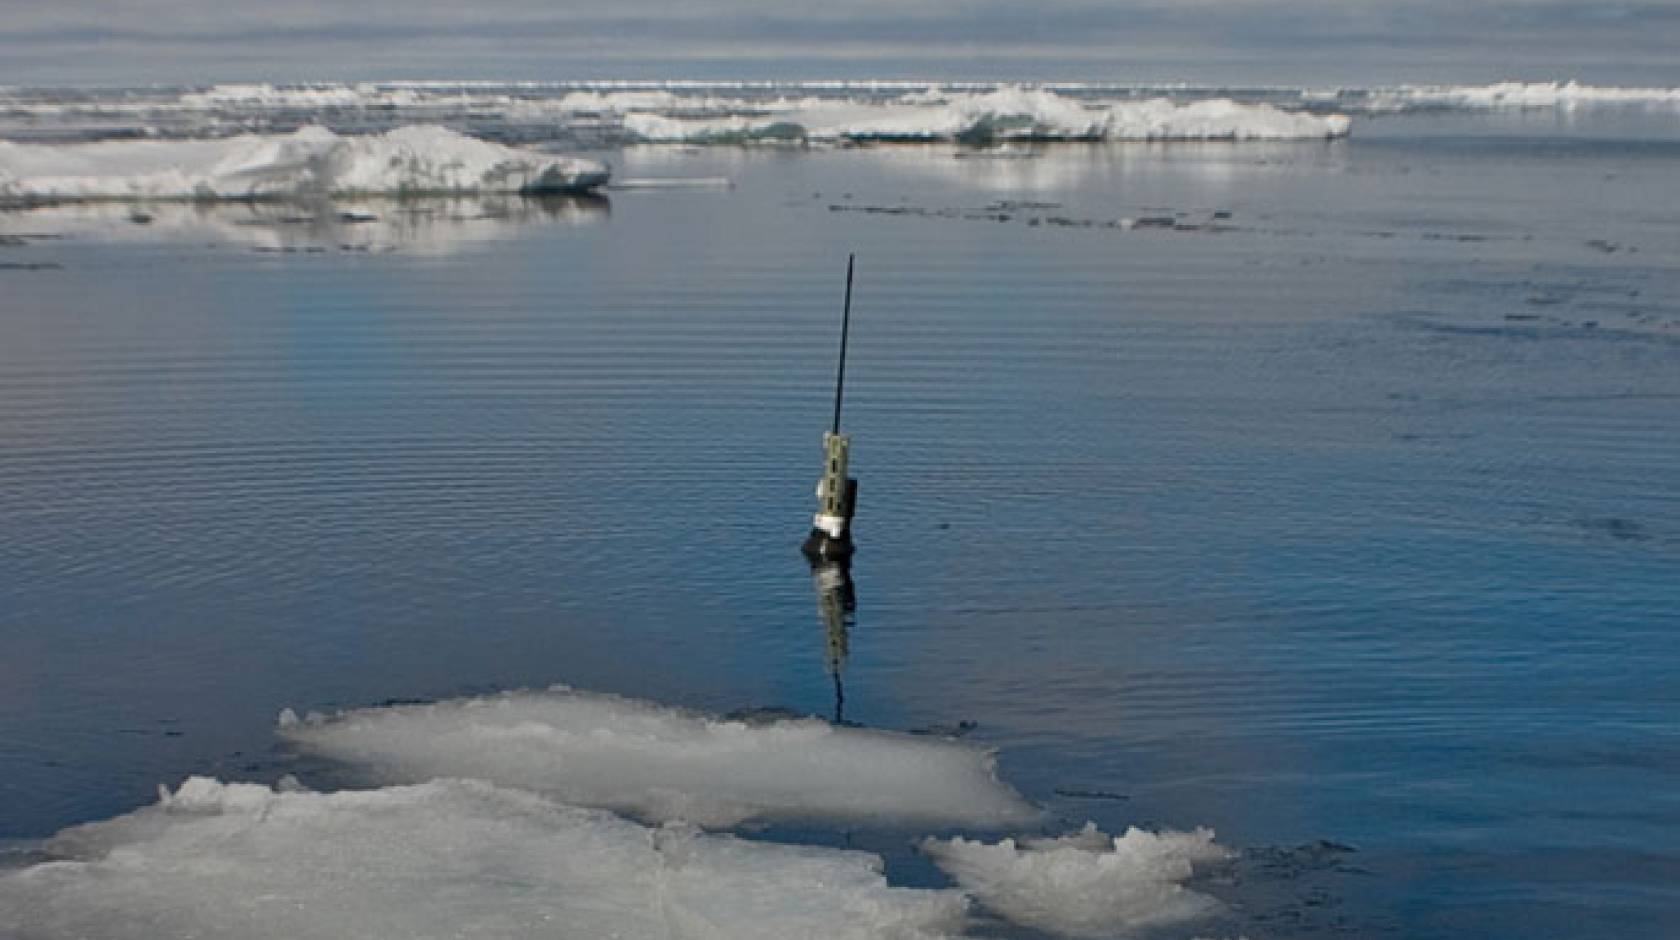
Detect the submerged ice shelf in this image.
<box><xmin>279</xmin><ymin>685</ymin><xmax>1041</xmax><ymax>828</ymax></box>
<box><xmin>0</xmin><ymin>125</ymin><xmax>609</xmax><ymax>205</ymax></box>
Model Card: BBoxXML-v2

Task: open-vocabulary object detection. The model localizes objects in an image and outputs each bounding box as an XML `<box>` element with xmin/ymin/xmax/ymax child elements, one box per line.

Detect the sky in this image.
<box><xmin>3</xmin><ymin>0</ymin><xmax>1679</xmax><ymax>87</ymax></box>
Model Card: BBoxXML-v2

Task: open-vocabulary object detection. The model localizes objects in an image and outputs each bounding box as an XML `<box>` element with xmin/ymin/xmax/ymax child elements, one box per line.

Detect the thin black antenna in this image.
<box><xmin>831</xmin><ymin>254</ymin><xmax>855</xmax><ymax>435</ymax></box>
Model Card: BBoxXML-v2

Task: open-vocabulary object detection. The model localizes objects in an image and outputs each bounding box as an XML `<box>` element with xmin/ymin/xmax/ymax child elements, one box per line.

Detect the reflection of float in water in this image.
<box><xmin>810</xmin><ymin>557</ymin><xmax>856</xmax><ymax>724</ymax></box>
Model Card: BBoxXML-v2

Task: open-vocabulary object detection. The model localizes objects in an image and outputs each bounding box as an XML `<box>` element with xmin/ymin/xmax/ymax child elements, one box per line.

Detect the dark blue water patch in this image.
<box><xmin>1392</xmin><ymin>313</ymin><xmax>1680</xmax><ymax>344</ymax></box>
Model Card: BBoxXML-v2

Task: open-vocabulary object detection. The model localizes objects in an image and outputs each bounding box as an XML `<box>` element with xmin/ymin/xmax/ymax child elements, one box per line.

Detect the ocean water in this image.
<box><xmin>2</xmin><ymin>90</ymin><xmax>1679</xmax><ymax>938</ymax></box>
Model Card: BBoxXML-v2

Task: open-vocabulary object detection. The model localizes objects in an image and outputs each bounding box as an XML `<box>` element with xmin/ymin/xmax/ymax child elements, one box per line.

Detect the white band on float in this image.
<box><xmin>813</xmin><ymin>513</ymin><xmax>848</xmax><ymax>539</ymax></box>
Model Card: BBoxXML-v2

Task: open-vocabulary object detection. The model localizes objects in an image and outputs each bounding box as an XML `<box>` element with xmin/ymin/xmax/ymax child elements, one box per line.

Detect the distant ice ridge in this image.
<box><xmin>0</xmin><ymin>777</ymin><xmax>971</xmax><ymax>940</ymax></box>
<box><xmin>622</xmin><ymin>87</ymin><xmax>1350</xmax><ymax>143</ymax></box>
<box><xmin>922</xmin><ymin>823</ymin><xmax>1233</xmax><ymax>938</ymax></box>
<box><xmin>279</xmin><ymin>685</ymin><xmax>1041</xmax><ymax>828</ymax></box>
<box><xmin>172</xmin><ymin>83</ymin><xmax>735</xmax><ymax>117</ymax></box>
<box><xmin>1363</xmin><ymin>81</ymin><xmax>1680</xmax><ymax>111</ymax></box>
<box><xmin>9</xmin><ymin>81</ymin><xmax>1679</xmax><ymax>145</ymax></box>
<box><xmin>177</xmin><ymin>82</ymin><xmax>430</xmax><ymax>109</ymax></box>
<box><xmin>0</xmin><ymin>126</ymin><xmax>608</xmax><ymax>205</ymax></box>
<box><xmin>155</xmin><ymin>83</ymin><xmax>1351</xmax><ymax>140</ymax></box>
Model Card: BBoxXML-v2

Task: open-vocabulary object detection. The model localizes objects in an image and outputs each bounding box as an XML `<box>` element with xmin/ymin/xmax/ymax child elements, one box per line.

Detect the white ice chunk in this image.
<box><xmin>177</xmin><ymin>82</ymin><xmax>421</xmax><ymax>109</ymax></box>
<box><xmin>0</xmin><ymin>777</ymin><xmax>970</xmax><ymax>940</ymax></box>
<box><xmin>555</xmin><ymin>89</ymin><xmax>693</xmax><ymax>112</ymax></box>
<box><xmin>623</xmin><ymin>87</ymin><xmax>1350</xmax><ymax>143</ymax></box>
<box><xmin>0</xmin><ymin>125</ymin><xmax>609</xmax><ymax>204</ymax></box>
<box><xmin>279</xmin><ymin>686</ymin><xmax>1040</xmax><ymax>828</ymax></box>
<box><xmin>921</xmin><ymin>822</ymin><xmax>1233</xmax><ymax>938</ymax></box>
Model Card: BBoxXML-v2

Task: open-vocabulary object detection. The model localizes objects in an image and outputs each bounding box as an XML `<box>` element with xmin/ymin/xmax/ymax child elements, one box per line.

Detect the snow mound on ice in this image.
<box><xmin>0</xmin><ymin>126</ymin><xmax>609</xmax><ymax>204</ymax></box>
<box><xmin>921</xmin><ymin>822</ymin><xmax>1233</xmax><ymax>937</ymax></box>
<box><xmin>623</xmin><ymin>87</ymin><xmax>1350</xmax><ymax>143</ymax></box>
<box><xmin>0</xmin><ymin>777</ymin><xmax>969</xmax><ymax>940</ymax></box>
<box><xmin>279</xmin><ymin>686</ymin><xmax>1039</xmax><ymax>828</ymax></box>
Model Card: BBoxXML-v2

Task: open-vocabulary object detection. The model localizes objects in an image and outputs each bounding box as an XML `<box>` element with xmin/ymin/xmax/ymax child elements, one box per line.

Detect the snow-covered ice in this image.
<box><xmin>0</xmin><ymin>126</ymin><xmax>609</xmax><ymax>204</ymax></box>
<box><xmin>0</xmin><ymin>777</ymin><xmax>971</xmax><ymax>940</ymax></box>
<box><xmin>279</xmin><ymin>686</ymin><xmax>1041</xmax><ymax>828</ymax></box>
<box><xmin>177</xmin><ymin>82</ymin><xmax>426</xmax><ymax>109</ymax></box>
<box><xmin>1366</xmin><ymin>81</ymin><xmax>1680</xmax><ymax>111</ymax></box>
<box><xmin>8</xmin><ymin>80</ymin><xmax>1677</xmax><ymax>153</ymax></box>
<box><xmin>622</xmin><ymin>87</ymin><xmax>1351</xmax><ymax>143</ymax></box>
<box><xmin>922</xmin><ymin>823</ymin><xmax>1233</xmax><ymax>938</ymax></box>
<box><xmin>0</xmin><ymin>683</ymin><xmax>1240</xmax><ymax>939</ymax></box>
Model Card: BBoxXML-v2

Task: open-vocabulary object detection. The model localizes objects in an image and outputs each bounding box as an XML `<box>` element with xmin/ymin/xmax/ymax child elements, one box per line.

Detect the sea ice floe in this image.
<box><xmin>922</xmin><ymin>822</ymin><xmax>1233</xmax><ymax>938</ymax></box>
<box><xmin>0</xmin><ymin>125</ymin><xmax>609</xmax><ymax>205</ymax></box>
<box><xmin>1</xmin><ymin>683</ymin><xmax>1237</xmax><ymax>939</ymax></box>
<box><xmin>0</xmin><ymin>777</ymin><xmax>970</xmax><ymax>940</ymax></box>
<box><xmin>279</xmin><ymin>685</ymin><xmax>1040</xmax><ymax>828</ymax></box>
<box><xmin>176</xmin><ymin>82</ymin><xmax>425</xmax><ymax>110</ymax></box>
<box><xmin>1366</xmin><ymin>81</ymin><xmax>1680</xmax><ymax>111</ymax></box>
<box><xmin>622</xmin><ymin>87</ymin><xmax>1351</xmax><ymax>143</ymax></box>
<box><xmin>10</xmin><ymin>81</ymin><xmax>1677</xmax><ymax>153</ymax></box>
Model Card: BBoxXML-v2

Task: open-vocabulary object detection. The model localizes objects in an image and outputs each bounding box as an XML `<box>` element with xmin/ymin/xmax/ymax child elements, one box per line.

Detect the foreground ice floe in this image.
<box><xmin>279</xmin><ymin>686</ymin><xmax>1040</xmax><ymax>828</ymax></box>
<box><xmin>0</xmin><ymin>683</ymin><xmax>1237</xmax><ymax>939</ymax></box>
<box><xmin>922</xmin><ymin>823</ymin><xmax>1233</xmax><ymax>938</ymax></box>
<box><xmin>0</xmin><ymin>125</ymin><xmax>609</xmax><ymax>205</ymax></box>
<box><xmin>0</xmin><ymin>777</ymin><xmax>971</xmax><ymax>940</ymax></box>
<box><xmin>623</xmin><ymin>87</ymin><xmax>1350</xmax><ymax>143</ymax></box>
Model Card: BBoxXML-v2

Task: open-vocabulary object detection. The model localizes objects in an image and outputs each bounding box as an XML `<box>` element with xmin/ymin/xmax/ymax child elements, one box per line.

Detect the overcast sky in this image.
<box><xmin>4</xmin><ymin>0</ymin><xmax>1678</xmax><ymax>87</ymax></box>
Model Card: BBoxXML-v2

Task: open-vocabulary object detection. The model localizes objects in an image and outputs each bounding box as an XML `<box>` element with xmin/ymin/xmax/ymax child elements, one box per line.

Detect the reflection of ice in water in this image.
<box><xmin>0</xmin><ymin>195</ymin><xmax>607</xmax><ymax>255</ymax></box>
<box><xmin>856</xmin><ymin>140</ymin><xmax>1346</xmax><ymax>193</ymax></box>
<box><xmin>280</xmin><ymin>685</ymin><xmax>1039</xmax><ymax>828</ymax></box>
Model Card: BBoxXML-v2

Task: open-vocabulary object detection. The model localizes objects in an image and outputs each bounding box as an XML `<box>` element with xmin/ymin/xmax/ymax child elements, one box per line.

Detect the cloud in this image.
<box><xmin>3</xmin><ymin>0</ymin><xmax>1679</xmax><ymax>85</ymax></box>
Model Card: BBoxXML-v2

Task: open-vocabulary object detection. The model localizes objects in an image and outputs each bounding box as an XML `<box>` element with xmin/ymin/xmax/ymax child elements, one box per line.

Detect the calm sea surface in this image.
<box><xmin>2</xmin><ymin>110</ymin><xmax>1678</xmax><ymax>938</ymax></box>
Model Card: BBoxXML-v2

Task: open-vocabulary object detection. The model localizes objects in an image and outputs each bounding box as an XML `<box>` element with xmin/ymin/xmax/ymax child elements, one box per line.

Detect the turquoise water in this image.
<box><xmin>2</xmin><ymin>112</ymin><xmax>1678</xmax><ymax>937</ymax></box>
